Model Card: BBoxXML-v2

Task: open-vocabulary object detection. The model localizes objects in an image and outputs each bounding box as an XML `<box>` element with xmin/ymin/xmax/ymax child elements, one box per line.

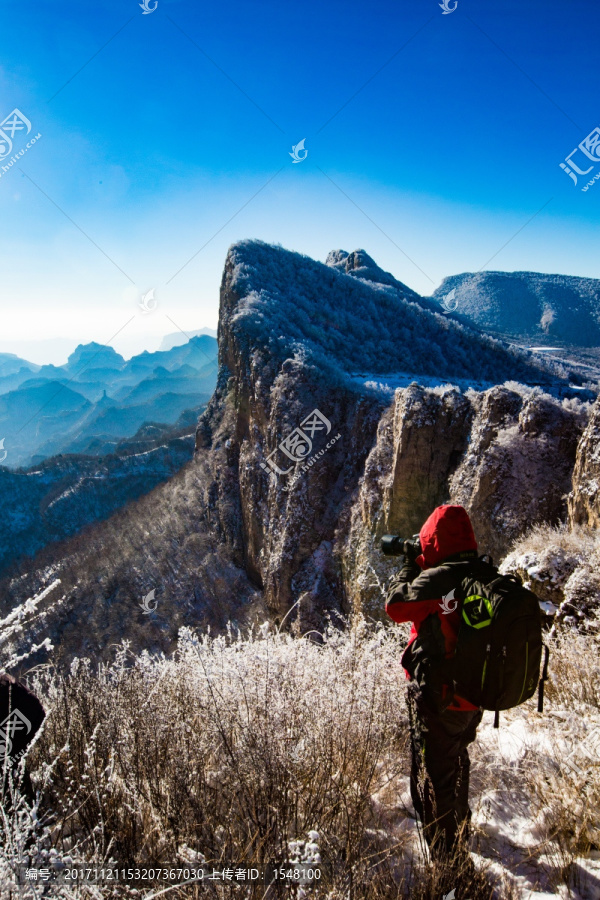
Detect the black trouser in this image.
<box><xmin>407</xmin><ymin>683</ymin><xmax>482</xmax><ymax>860</ymax></box>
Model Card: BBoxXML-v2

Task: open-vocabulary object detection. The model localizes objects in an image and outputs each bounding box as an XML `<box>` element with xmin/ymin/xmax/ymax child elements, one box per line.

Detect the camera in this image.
<box><xmin>380</xmin><ymin>533</ymin><xmax>422</xmax><ymax>558</ymax></box>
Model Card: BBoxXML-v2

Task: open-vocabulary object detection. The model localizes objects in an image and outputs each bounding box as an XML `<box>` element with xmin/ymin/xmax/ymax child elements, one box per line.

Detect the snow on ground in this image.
<box><xmin>376</xmin><ymin>700</ymin><xmax>600</xmax><ymax>898</ymax></box>
<box><xmin>346</xmin><ymin>371</ymin><xmax>583</xmax><ymax>403</ymax></box>
<box><xmin>474</xmin><ymin>704</ymin><xmax>600</xmax><ymax>898</ymax></box>
<box><xmin>347</xmin><ymin>371</ymin><xmax>500</xmax><ymax>397</ymax></box>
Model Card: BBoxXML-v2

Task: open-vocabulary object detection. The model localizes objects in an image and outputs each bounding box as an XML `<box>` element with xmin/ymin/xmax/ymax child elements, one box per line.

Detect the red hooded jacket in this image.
<box><xmin>385</xmin><ymin>504</ymin><xmax>479</xmax><ymax>712</ymax></box>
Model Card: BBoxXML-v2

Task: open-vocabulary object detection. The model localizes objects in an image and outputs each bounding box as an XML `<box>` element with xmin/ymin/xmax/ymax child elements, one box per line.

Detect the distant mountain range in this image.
<box><xmin>159</xmin><ymin>328</ymin><xmax>217</xmax><ymax>351</ymax></box>
<box><xmin>0</xmin><ymin>410</ymin><xmax>201</xmax><ymax>579</ymax></box>
<box><xmin>430</xmin><ymin>271</ymin><xmax>600</xmax><ymax>346</ymax></box>
<box><xmin>0</xmin><ymin>335</ymin><xmax>218</xmax><ymax>468</ymax></box>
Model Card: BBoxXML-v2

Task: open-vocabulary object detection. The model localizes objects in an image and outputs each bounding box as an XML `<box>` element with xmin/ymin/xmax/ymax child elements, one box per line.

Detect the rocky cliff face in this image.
<box><xmin>343</xmin><ymin>383</ymin><xmax>587</xmax><ymax>617</ymax></box>
<box><xmin>3</xmin><ymin>241</ymin><xmax>596</xmax><ymax>666</ymax></box>
<box><xmin>568</xmin><ymin>395</ymin><xmax>600</xmax><ymax>529</ymax></box>
<box><xmin>449</xmin><ymin>386</ymin><xmax>584</xmax><ymax>558</ymax></box>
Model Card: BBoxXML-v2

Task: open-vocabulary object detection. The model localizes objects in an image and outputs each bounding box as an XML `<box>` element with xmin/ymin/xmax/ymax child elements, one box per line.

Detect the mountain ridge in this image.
<box><xmin>0</xmin><ymin>409</ymin><xmax>204</xmax><ymax>579</ymax></box>
<box><xmin>430</xmin><ymin>269</ymin><xmax>600</xmax><ymax>346</ymax></box>
<box><xmin>0</xmin><ymin>335</ymin><xmax>218</xmax><ymax>467</ymax></box>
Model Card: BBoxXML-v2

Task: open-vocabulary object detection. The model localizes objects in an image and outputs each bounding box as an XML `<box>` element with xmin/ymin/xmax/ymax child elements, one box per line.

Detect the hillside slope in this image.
<box><xmin>430</xmin><ymin>270</ymin><xmax>600</xmax><ymax>346</ymax></box>
<box><xmin>216</xmin><ymin>241</ymin><xmax>555</xmax><ymax>386</ymax></box>
<box><xmin>0</xmin><ymin>413</ymin><xmax>204</xmax><ymax>580</ymax></box>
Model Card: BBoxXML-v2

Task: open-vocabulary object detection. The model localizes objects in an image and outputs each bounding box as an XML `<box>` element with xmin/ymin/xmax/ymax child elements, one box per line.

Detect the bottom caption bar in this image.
<box><xmin>18</xmin><ymin>866</ymin><xmax>323</xmax><ymax>885</ymax></box>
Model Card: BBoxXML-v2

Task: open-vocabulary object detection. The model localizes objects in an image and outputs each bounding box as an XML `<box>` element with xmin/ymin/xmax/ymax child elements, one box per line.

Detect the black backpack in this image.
<box><xmin>401</xmin><ymin>557</ymin><xmax>550</xmax><ymax>726</ymax></box>
<box><xmin>449</xmin><ymin>557</ymin><xmax>549</xmax><ymax>726</ymax></box>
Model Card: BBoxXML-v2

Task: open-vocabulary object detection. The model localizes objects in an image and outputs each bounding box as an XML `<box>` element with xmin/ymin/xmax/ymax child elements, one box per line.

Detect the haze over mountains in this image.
<box><xmin>0</xmin><ymin>335</ymin><xmax>218</xmax><ymax>468</ymax></box>
<box><xmin>159</xmin><ymin>327</ymin><xmax>217</xmax><ymax>351</ymax></box>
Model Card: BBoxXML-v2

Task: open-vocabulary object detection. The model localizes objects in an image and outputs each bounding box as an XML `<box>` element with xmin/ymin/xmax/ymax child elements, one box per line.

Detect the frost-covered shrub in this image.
<box><xmin>2</xmin><ymin>612</ymin><xmax>599</xmax><ymax>897</ymax></box>
<box><xmin>23</xmin><ymin>620</ymin><xmax>409</xmax><ymax>896</ymax></box>
<box><xmin>468</xmin><ymin>616</ymin><xmax>600</xmax><ymax>898</ymax></box>
<box><xmin>502</xmin><ymin>523</ymin><xmax>600</xmax><ymax>628</ymax></box>
<box><xmin>0</xmin><ymin>579</ymin><xmax>60</xmax><ymax>671</ymax></box>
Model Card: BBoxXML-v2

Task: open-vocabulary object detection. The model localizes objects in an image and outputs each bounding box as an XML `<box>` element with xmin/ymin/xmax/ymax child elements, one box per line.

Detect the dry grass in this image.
<box><xmin>0</xmin><ymin>616</ymin><xmax>598</xmax><ymax>898</ymax></box>
<box><xmin>13</xmin><ymin>621</ymin><xmax>417</xmax><ymax>898</ymax></box>
<box><xmin>506</xmin><ymin>522</ymin><xmax>597</xmax><ymax>559</ymax></box>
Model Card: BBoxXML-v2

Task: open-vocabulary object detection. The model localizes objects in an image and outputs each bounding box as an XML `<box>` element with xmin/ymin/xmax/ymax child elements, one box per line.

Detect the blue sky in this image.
<box><xmin>0</xmin><ymin>0</ymin><xmax>598</xmax><ymax>363</ymax></box>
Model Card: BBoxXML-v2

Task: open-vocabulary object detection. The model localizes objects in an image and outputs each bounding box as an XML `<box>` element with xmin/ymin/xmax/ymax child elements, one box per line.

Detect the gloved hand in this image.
<box><xmin>402</xmin><ymin>539</ymin><xmax>420</xmax><ymax>564</ymax></box>
<box><xmin>397</xmin><ymin>556</ymin><xmax>420</xmax><ymax>583</ymax></box>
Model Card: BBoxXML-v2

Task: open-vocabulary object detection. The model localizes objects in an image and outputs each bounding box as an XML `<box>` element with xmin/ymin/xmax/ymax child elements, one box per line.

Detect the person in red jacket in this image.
<box><xmin>385</xmin><ymin>504</ymin><xmax>482</xmax><ymax>865</ymax></box>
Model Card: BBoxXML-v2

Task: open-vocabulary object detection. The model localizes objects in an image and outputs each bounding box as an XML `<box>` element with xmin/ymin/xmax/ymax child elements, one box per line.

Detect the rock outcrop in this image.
<box><xmin>449</xmin><ymin>386</ymin><xmax>584</xmax><ymax>559</ymax></box>
<box><xmin>191</xmin><ymin>241</ymin><xmax>561</xmax><ymax>624</ymax></box>
<box><xmin>343</xmin><ymin>383</ymin><xmax>587</xmax><ymax>617</ymax></box>
<box><xmin>501</xmin><ymin>524</ymin><xmax>600</xmax><ymax>631</ymax></box>
<box><xmin>568</xmin><ymin>394</ymin><xmax>600</xmax><ymax>529</ymax></box>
